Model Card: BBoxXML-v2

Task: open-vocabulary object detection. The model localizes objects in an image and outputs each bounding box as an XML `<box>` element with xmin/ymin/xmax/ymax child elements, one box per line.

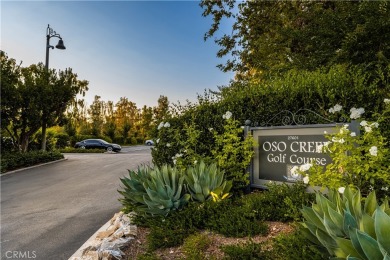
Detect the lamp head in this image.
<box><xmin>56</xmin><ymin>39</ymin><xmax>66</xmax><ymax>50</ymax></box>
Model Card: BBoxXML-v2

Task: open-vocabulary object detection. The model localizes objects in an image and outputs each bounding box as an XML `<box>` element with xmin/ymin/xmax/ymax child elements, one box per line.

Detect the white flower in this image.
<box><xmin>156</xmin><ymin>138</ymin><xmax>160</xmax><ymax>143</ymax></box>
<box><xmin>175</xmin><ymin>153</ymin><xmax>183</xmax><ymax>158</ymax></box>
<box><xmin>328</xmin><ymin>104</ymin><xmax>342</xmax><ymax>114</ymax></box>
<box><xmin>364</xmin><ymin>126</ymin><xmax>372</xmax><ymax>133</ymax></box>
<box><xmin>208</xmin><ymin>128</ymin><xmax>213</xmax><ymax>131</ymax></box>
<box><xmin>223</xmin><ymin>111</ymin><xmax>232</xmax><ymax>120</ymax></box>
<box><xmin>369</xmin><ymin>146</ymin><xmax>377</xmax><ymax>156</ymax></box>
<box><xmin>300</xmin><ymin>163</ymin><xmax>312</xmax><ymax>172</ymax></box>
<box><xmin>350</xmin><ymin>132</ymin><xmax>356</xmax><ymax>137</ymax></box>
<box><xmin>338</xmin><ymin>187</ymin><xmax>345</xmax><ymax>194</ymax></box>
<box><xmin>173</xmin><ymin>159</ymin><xmax>177</xmax><ymax>165</ymax></box>
<box><xmin>303</xmin><ymin>175</ymin><xmax>310</xmax><ymax>184</ymax></box>
<box><xmin>371</xmin><ymin>122</ymin><xmax>379</xmax><ymax>128</ymax></box>
<box><xmin>339</xmin><ymin>138</ymin><xmax>345</xmax><ymax>144</ymax></box>
<box><xmin>350</xmin><ymin>107</ymin><xmax>365</xmax><ymax>119</ymax></box>
<box><xmin>194</xmin><ymin>160</ymin><xmax>197</xmax><ymax>165</ymax></box>
<box><xmin>164</xmin><ymin>122</ymin><xmax>170</xmax><ymax>128</ymax></box>
<box><xmin>384</xmin><ymin>98</ymin><xmax>390</xmax><ymax>104</ymax></box>
<box><xmin>324</xmin><ymin>131</ymin><xmax>328</xmax><ymax>134</ymax></box>
<box><xmin>334</xmin><ymin>104</ymin><xmax>343</xmax><ymax>112</ymax></box>
<box><xmin>166</xmin><ymin>143</ymin><xmax>171</xmax><ymax>147</ymax></box>
<box><xmin>381</xmin><ymin>186</ymin><xmax>389</xmax><ymax>191</ymax></box>
<box><xmin>158</xmin><ymin>122</ymin><xmax>164</xmax><ymax>130</ymax></box>
<box><xmin>316</xmin><ymin>144</ymin><xmax>324</xmax><ymax>153</ymax></box>
<box><xmin>290</xmin><ymin>166</ymin><xmax>299</xmax><ymax>178</ymax></box>
<box><xmin>360</xmin><ymin>120</ymin><xmax>368</xmax><ymax>126</ymax></box>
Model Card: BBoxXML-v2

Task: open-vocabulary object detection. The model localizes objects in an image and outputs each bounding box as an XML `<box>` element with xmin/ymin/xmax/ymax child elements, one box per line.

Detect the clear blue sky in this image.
<box><xmin>1</xmin><ymin>1</ymin><xmax>234</xmax><ymax>108</ymax></box>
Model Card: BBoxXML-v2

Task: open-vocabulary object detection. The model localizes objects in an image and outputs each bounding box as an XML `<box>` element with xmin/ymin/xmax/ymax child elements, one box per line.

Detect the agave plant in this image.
<box><xmin>184</xmin><ymin>160</ymin><xmax>232</xmax><ymax>202</ymax></box>
<box><xmin>301</xmin><ymin>187</ymin><xmax>390</xmax><ymax>260</ymax></box>
<box><xmin>119</xmin><ymin>164</ymin><xmax>190</xmax><ymax>217</ymax></box>
<box><xmin>118</xmin><ymin>165</ymin><xmax>150</xmax><ymax>213</ymax></box>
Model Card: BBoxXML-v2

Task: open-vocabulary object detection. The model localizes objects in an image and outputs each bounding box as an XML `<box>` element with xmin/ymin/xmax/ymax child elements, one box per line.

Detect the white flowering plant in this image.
<box><xmin>210</xmin><ymin>112</ymin><xmax>255</xmax><ymax>192</ymax></box>
<box><xmin>302</xmin><ymin>103</ymin><xmax>390</xmax><ymax>198</ymax></box>
<box><xmin>164</xmin><ymin>111</ymin><xmax>254</xmax><ymax>193</ymax></box>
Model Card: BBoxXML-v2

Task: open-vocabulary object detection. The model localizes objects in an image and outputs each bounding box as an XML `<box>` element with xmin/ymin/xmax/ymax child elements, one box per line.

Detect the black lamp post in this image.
<box><xmin>45</xmin><ymin>24</ymin><xmax>66</xmax><ymax>70</ymax></box>
<box><xmin>42</xmin><ymin>24</ymin><xmax>66</xmax><ymax>151</ymax></box>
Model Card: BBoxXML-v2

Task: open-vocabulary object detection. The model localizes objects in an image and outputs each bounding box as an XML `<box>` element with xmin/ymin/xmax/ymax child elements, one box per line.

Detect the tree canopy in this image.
<box><xmin>1</xmin><ymin>51</ymin><xmax>88</xmax><ymax>152</ymax></box>
<box><xmin>201</xmin><ymin>0</ymin><xmax>390</xmax><ymax>78</ymax></box>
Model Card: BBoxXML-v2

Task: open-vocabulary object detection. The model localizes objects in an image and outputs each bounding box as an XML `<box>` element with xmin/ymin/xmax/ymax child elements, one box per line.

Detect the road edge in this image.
<box><xmin>1</xmin><ymin>158</ymin><xmax>68</xmax><ymax>176</ymax></box>
<box><xmin>68</xmin><ymin>218</ymin><xmax>113</xmax><ymax>260</ymax></box>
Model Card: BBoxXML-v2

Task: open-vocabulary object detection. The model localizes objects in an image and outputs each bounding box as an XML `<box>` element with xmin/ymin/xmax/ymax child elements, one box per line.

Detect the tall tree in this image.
<box><xmin>1</xmin><ymin>51</ymin><xmax>88</xmax><ymax>151</ymax></box>
<box><xmin>140</xmin><ymin>105</ymin><xmax>154</xmax><ymax>139</ymax></box>
<box><xmin>103</xmin><ymin>100</ymin><xmax>116</xmax><ymax>141</ymax></box>
<box><xmin>153</xmin><ymin>95</ymin><xmax>170</xmax><ymax>122</ymax></box>
<box><xmin>115</xmin><ymin>97</ymin><xmax>139</xmax><ymax>140</ymax></box>
<box><xmin>88</xmin><ymin>95</ymin><xmax>105</xmax><ymax>137</ymax></box>
<box><xmin>40</xmin><ymin>67</ymin><xmax>88</xmax><ymax>150</ymax></box>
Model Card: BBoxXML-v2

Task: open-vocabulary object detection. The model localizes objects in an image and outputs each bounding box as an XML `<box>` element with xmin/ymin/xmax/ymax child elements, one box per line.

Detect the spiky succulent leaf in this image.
<box><xmin>364</xmin><ymin>191</ymin><xmax>377</xmax><ymax>217</ymax></box>
<box><xmin>335</xmin><ymin>237</ymin><xmax>362</xmax><ymax>259</ymax></box>
<box><xmin>118</xmin><ymin>164</ymin><xmax>189</xmax><ymax>217</ymax></box>
<box><xmin>185</xmin><ymin>160</ymin><xmax>230</xmax><ymax>202</ymax></box>
<box><xmin>348</xmin><ymin>226</ymin><xmax>367</xmax><ymax>260</ymax></box>
<box><xmin>356</xmin><ymin>229</ymin><xmax>383</xmax><ymax>260</ymax></box>
<box><xmin>375</xmin><ymin>206</ymin><xmax>390</xmax><ymax>256</ymax></box>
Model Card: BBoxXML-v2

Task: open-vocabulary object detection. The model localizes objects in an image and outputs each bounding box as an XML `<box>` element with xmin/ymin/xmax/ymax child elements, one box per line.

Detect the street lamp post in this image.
<box><xmin>45</xmin><ymin>24</ymin><xmax>66</xmax><ymax>69</ymax></box>
<box><xmin>42</xmin><ymin>24</ymin><xmax>66</xmax><ymax>151</ymax></box>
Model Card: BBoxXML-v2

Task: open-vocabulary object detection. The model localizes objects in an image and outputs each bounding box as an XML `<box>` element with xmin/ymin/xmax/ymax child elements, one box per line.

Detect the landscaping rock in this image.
<box><xmin>79</xmin><ymin>212</ymin><xmax>137</xmax><ymax>260</ymax></box>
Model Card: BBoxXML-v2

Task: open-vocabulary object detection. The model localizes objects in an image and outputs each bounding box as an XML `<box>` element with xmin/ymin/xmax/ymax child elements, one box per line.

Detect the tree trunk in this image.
<box><xmin>20</xmin><ymin>135</ymin><xmax>30</xmax><ymax>152</ymax></box>
<box><xmin>41</xmin><ymin>121</ymin><xmax>47</xmax><ymax>151</ymax></box>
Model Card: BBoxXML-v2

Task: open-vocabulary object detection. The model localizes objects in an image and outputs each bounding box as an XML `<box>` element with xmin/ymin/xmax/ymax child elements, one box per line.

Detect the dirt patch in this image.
<box><xmin>123</xmin><ymin>221</ymin><xmax>295</xmax><ymax>259</ymax></box>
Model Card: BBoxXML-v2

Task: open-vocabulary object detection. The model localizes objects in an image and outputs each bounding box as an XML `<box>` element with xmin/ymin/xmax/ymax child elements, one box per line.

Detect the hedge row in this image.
<box><xmin>1</xmin><ymin>151</ymin><xmax>64</xmax><ymax>173</ymax></box>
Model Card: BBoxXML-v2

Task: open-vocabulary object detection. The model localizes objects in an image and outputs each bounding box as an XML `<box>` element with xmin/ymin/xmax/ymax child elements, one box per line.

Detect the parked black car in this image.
<box><xmin>74</xmin><ymin>139</ymin><xmax>121</xmax><ymax>152</ymax></box>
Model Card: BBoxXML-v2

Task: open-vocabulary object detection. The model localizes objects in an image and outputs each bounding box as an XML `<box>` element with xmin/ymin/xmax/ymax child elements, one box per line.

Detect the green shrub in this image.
<box><xmin>1</xmin><ymin>151</ymin><xmax>64</xmax><ymax>173</ymax></box>
<box><xmin>142</xmin><ymin>206</ymin><xmax>199</xmax><ymax>250</ymax></box>
<box><xmin>55</xmin><ymin>133</ymin><xmax>70</xmax><ymax>149</ymax></box>
<box><xmin>203</xmin><ymin>199</ymin><xmax>269</xmax><ymax>237</ymax></box>
<box><xmin>264</xmin><ymin>228</ymin><xmax>330</xmax><ymax>260</ymax></box>
<box><xmin>244</xmin><ymin>183</ymin><xmax>314</xmax><ymax>222</ymax></box>
<box><xmin>301</xmin><ymin>187</ymin><xmax>390</xmax><ymax>259</ymax></box>
<box><xmin>152</xmin><ymin>113</ymin><xmax>254</xmax><ymax>195</ymax></box>
<box><xmin>118</xmin><ymin>165</ymin><xmax>190</xmax><ymax>217</ymax></box>
<box><xmin>221</xmin><ymin>241</ymin><xmax>264</xmax><ymax>260</ymax></box>
<box><xmin>58</xmin><ymin>147</ymin><xmax>105</xmax><ymax>153</ymax></box>
<box><xmin>1</xmin><ymin>136</ymin><xmax>16</xmax><ymax>153</ymax></box>
<box><xmin>133</xmin><ymin>198</ymin><xmax>267</xmax><ymax>250</ymax></box>
<box><xmin>29</xmin><ymin>131</ymin><xmax>56</xmax><ymax>151</ymax></box>
<box><xmin>182</xmin><ymin>232</ymin><xmax>212</xmax><ymax>260</ymax></box>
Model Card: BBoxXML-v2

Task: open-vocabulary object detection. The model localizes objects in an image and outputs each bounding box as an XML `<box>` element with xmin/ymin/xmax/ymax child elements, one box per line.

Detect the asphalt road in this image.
<box><xmin>1</xmin><ymin>146</ymin><xmax>152</xmax><ymax>260</ymax></box>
